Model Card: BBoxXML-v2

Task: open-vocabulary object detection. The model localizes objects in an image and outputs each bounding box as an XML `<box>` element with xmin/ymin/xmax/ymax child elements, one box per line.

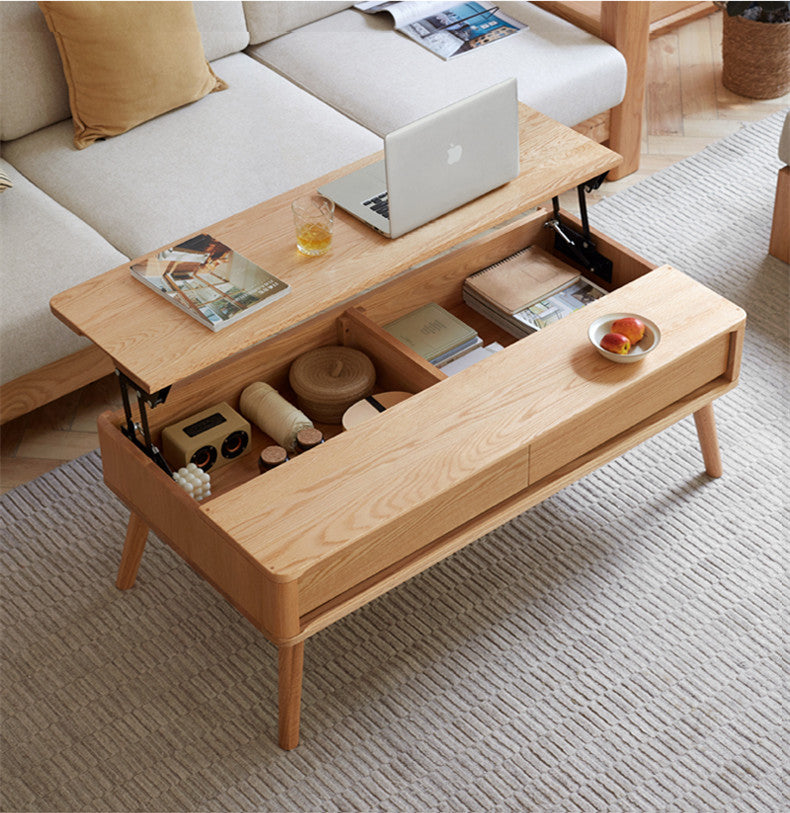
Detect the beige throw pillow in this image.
<box><xmin>38</xmin><ymin>1</ymin><xmax>227</xmax><ymax>150</ymax></box>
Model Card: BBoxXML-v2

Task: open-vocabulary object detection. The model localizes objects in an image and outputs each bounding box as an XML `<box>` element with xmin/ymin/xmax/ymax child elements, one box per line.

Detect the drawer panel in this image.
<box><xmin>529</xmin><ymin>334</ymin><xmax>732</xmax><ymax>483</ymax></box>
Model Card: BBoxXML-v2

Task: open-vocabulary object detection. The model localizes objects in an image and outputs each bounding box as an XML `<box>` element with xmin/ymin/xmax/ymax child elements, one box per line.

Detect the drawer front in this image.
<box><xmin>296</xmin><ymin>441</ymin><xmax>531</xmax><ymax>614</ymax></box>
<box><xmin>529</xmin><ymin>332</ymin><xmax>732</xmax><ymax>482</ymax></box>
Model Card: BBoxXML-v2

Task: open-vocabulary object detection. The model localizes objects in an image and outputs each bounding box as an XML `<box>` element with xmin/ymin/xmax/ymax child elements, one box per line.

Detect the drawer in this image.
<box><xmin>98</xmin><ymin>209</ymin><xmax>745</xmax><ymax>642</ymax></box>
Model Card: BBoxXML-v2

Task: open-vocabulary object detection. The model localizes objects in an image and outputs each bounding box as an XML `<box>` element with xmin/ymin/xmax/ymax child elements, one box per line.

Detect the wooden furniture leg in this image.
<box><xmin>116</xmin><ymin>512</ymin><xmax>150</xmax><ymax>589</ymax></box>
<box><xmin>278</xmin><ymin>642</ymin><xmax>305</xmax><ymax>750</ymax></box>
<box><xmin>693</xmin><ymin>402</ymin><xmax>723</xmax><ymax>478</ymax></box>
<box><xmin>769</xmin><ymin>166</ymin><xmax>789</xmax><ymax>264</ymax></box>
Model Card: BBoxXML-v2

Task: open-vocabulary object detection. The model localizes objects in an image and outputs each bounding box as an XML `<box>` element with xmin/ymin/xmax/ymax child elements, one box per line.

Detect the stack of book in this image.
<box><xmin>463</xmin><ymin>245</ymin><xmax>607</xmax><ymax>338</ymax></box>
<box><xmin>383</xmin><ymin>302</ymin><xmax>482</xmax><ymax>367</ymax></box>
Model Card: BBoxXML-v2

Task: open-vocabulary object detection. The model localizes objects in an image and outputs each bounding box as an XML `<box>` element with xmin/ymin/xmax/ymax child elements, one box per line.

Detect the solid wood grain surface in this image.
<box><xmin>0</xmin><ymin>345</ymin><xmax>114</xmax><ymax>425</ymax></box>
<box><xmin>50</xmin><ymin>105</ymin><xmax>621</xmax><ymax>395</ymax></box>
<box><xmin>769</xmin><ymin>166</ymin><xmax>789</xmax><ymax>264</ymax></box>
<box><xmin>202</xmin><ymin>266</ymin><xmax>745</xmax><ymax>599</ymax></box>
<box><xmin>294</xmin><ymin>374</ymin><xmax>737</xmax><ymax>644</ymax></box>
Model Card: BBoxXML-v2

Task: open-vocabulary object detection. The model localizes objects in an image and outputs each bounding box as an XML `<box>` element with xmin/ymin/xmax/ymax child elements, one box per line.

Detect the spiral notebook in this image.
<box><xmin>463</xmin><ymin>245</ymin><xmax>579</xmax><ymax>315</ymax></box>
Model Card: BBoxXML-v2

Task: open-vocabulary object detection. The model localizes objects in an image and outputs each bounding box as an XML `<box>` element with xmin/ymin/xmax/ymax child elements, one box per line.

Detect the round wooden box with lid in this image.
<box><xmin>289</xmin><ymin>346</ymin><xmax>376</xmax><ymax>424</ymax></box>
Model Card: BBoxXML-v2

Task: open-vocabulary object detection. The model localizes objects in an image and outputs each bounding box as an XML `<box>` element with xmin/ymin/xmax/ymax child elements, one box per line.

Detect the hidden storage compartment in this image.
<box><xmin>102</xmin><ymin>207</ymin><xmax>658</xmax><ymax>503</ymax></box>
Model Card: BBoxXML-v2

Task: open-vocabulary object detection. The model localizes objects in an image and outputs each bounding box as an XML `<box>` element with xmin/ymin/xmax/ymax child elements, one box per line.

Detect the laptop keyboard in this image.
<box><xmin>362</xmin><ymin>191</ymin><xmax>389</xmax><ymax>220</ymax></box>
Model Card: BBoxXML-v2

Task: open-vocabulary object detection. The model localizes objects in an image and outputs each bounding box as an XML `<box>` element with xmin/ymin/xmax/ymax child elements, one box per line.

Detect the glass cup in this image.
<box><xmin>292</xmin><ymin>193</ymin><xmax>334</xmax><ymax>256</ymax></box>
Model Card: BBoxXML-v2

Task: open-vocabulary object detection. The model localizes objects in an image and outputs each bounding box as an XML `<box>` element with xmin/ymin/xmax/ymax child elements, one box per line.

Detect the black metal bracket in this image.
<box><xmin>545</xmin><ymin>172</ymin><xmax>613</xmax><ymax>284</ymax></box>
<box><xmin>116</xmin><ymin>370</ymin><xmax>173</xmax><ymax>476</ymax></box>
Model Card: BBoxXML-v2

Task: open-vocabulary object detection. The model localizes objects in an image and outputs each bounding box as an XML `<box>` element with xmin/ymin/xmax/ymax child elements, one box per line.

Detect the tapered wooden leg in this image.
<box><xmin>693</xmin><ymin>403</ymin><xmax>723</xmax><ymax>478</ymax></box>
<box><xmin>116</xmin><ymin>512</ymin><xmax>150</xmax><ymax>589</ymax></box>
<box><xmin>278</xmin><ymin>641</ymin><xmax>304</xmax><ymax>750</ymax></box>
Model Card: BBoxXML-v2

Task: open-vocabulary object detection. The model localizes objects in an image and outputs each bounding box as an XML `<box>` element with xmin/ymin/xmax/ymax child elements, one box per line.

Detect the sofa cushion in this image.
<box><xmin>0</xmin><ymin>160</ymin><xmax>129</xmax><ymax>384</ymax></box>
<box><xmin>243</xmin><ymin>0</ymin><xmax>353</xmax><ymax>45</ymax></box>
<box><xmin>0</xmin><ymin>1</ymin><xmax>72</xmax><ymax>141</ymax></box>
<box><xmin>194</xmin><ymin>1</ymin><xmax>249</xmax><ymax>61</ymax></box>
<box><xmin>0</xmin><ymin>1</ymin><xmax>247</xmax><ymax>143</ymax></box>
<box><xmin>1</xmin><ymin>53</ymin><xmax>381</xmax><ymax>260</ymax></box>
<box><xmin>248</xmin><ymin>2</ymin><xmax>627</xmax><ymax>135</ymax></box>
<box><xmin>38</xmin><ymin>1</ymin><xmax>228</xmax><ymax>150</ymax></box>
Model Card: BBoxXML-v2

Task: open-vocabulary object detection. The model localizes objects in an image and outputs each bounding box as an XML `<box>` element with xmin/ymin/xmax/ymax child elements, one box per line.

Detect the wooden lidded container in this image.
<box><xmin>289</xmin><ymin>346</ymin><xmax>376</xmax><ymax>424</ymax></box>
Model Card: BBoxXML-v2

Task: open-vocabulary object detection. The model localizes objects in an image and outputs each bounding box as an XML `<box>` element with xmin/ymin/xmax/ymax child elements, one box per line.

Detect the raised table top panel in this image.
<box><xmin>202</xmin><ymin>266</ymin><xmax>745</xmax><ymax>596</ymax></box>
<box><xmin>50</xmin><ymin>104</ymin><xmax>620</xmax><ymax>394</ymax></box>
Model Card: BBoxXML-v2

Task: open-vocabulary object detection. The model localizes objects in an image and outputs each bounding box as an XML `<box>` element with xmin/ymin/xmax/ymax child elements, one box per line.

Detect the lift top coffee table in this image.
<box><xmin>51</xmin><ymin>104</ymin><xmax>745</xmax><ymax>749</ymax></box>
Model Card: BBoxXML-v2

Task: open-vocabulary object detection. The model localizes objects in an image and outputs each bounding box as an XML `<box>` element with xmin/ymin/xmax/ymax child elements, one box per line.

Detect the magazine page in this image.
<box><xmin>130</xmin><ymin>234</ymin><xmax>290</xmax><ymax>331</ymax></box>
<box><xmin>513</xmin><ymin>277</ymin><xmax>607</xmax><ymax>333</ymax></box>
<box><xmin>355</xmin><ymin>1</ymin><xmax>528</xmax><ymax>60</ymax></box>
<box><xmin>354</xmin><ymin>1</ymin><xmax>453</xmax><ymax>28</ymax></box>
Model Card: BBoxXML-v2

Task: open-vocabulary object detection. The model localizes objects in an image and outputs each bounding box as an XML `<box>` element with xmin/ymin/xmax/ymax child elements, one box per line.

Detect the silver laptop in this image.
<box><xmin>318</xmin><ymin>78</ymin><xmax>519</xmax><ymax>239</ymax></box>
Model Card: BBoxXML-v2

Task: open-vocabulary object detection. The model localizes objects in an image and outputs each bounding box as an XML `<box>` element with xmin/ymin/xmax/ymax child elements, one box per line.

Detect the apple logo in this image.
<box><xmin>446</xmin><ymin>143</ymin><xmax>463</xmax><ymax>165</ymax></box>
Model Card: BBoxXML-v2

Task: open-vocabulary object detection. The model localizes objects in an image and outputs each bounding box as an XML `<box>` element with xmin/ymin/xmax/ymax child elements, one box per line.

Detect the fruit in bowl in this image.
<box><xmin>588</xmin><ymin>313</ymin><xmax>661</xmax><ymax>364</ymax></box>
<box><xmin>610</xmin><ymin>316</ymin><xmax>645</xmax><ymax>345</ymax></box>
<box><xmin>600</xmin><ymin>332</ymin><xmax>631</xmax><ymax>354</ymax></box>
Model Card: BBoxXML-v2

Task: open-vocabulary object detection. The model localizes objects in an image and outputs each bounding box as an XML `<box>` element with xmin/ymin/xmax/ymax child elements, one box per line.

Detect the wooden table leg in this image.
<box><xmin>116</xmin><ymin>511</ymin><xmax>150</xmax><ymax>590</ymax></box>
<box><xmin>693</xmin><ymin>402</ymin><xmax>723</xmax><ymax>478</ymax></box>
<box><xmin>278</xmin><ymin>641</ymin><xmax>305</xmax><ymax>750</ymax></box>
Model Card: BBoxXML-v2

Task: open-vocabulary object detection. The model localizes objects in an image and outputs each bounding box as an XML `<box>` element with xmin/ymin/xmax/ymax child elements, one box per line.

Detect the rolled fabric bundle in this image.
<box><xmin>239</xmin><ymin>381</ymin><xmax>313</xmax><ymax>452</ymax></box>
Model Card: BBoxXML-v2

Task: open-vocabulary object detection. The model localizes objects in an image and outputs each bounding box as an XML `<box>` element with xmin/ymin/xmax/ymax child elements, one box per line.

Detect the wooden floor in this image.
<box><xmin>1</xmin><ymin>10</ymin><xmax>788</xmax><ymax>496</ymax></box>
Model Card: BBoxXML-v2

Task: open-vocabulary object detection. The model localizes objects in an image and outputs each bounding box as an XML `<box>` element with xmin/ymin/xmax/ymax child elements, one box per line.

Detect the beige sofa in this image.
<box><xmin>0</xmin><ymin>1</ymin><xmax>648</xmax><ymax>422</ymax></box>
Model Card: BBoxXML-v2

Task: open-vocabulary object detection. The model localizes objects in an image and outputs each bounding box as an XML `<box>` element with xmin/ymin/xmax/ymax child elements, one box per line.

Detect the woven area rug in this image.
<box><xmin>2</xmin><ymin>111</ymin><xmax>788</xmax><ymax>813</ymax></box>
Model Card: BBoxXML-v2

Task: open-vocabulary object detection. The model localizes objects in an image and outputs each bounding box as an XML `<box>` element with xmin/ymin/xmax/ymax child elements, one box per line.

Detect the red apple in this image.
<box><xmin>600</xmin><ymin>332</ymin><xmax>631</xmax><ymax>354</ymax></box>
<box><xmin>611</xmin><ymin>316</ymin><xmax>645</xmax><ymax>346</ymax></box>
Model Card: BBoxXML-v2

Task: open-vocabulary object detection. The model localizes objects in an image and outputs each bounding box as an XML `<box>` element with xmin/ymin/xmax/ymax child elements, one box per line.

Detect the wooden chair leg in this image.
<box><xmin>693</xmin><ymin>403</ymin><xmax>723</xmax><ymax>478</ymax></box>
<box><xmin>278</xmin><ymin>641</ymin><xmax>305</xmax><ymax>750</ymax></box>
<box><xmin>116</xmin><ymin>512</ymin><xmax>150</xmax><ymax>589</ymax></box>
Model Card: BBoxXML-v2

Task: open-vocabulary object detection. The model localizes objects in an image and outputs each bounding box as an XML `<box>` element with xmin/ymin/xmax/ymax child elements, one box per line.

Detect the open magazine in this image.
<box><xmin>130</xmin><ymin>233</ymin><xmax>290</xmax><ymax>331</ymax></box>
<box><xmin>355</xmin><ymin>1</ymin><xmax>527</xmax><ymax>60</ymax></box>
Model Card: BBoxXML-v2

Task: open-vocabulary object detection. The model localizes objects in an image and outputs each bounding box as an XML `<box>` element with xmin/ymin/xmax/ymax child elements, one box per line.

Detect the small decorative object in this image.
<box><xmin>719</xmin><ymin>2</ymin><xmax>790</xmax><ymax>98</ymax></box>
<box><xmin>173</xmin><ymin>464</ymin><xmax>211</xmax><ymax>501</ymax></box>
<box><xmin>259</xmin><ymin>445</ymin><xmax>289</xmax><ymax>472</ymax></box>
<box><xmin>289</xmin><ymin>346</ymin><xmax>376</xmax><ymax>424</ymax></box>
<box><xmin>0</xmin><ymin>169</ymin><xmax>13</xmax><ymax>193</ymax></box>
<box><xmin>588</xmin><ymin>313</ymin><xmax>661</xmax><ymax>364</ymax></box>
<box><xmin>295</xmin><ymin>427</ymin><xmax>324</xmax><ymax>451</ymax></box>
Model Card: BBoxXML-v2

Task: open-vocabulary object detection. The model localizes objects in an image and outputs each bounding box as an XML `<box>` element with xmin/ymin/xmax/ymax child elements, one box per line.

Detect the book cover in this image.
<box><xmin>464</xmin><ymin>245</ymin><xmax>579</xmax><ymax>315</ymax></box>
<box><xmin>383</xmin><ymin>302</ymin><xmax>478</xmax><ymax>361</ymax></box>
<box><xmin>130</xmin><ymin>233</ymin><xmax>290</xmax><ymax>331</ymax></box>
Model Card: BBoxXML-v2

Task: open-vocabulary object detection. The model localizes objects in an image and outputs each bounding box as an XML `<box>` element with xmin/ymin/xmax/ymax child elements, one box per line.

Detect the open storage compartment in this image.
<box><xmin>98</xmin><ymin>206</ymin><xmax>657</xmax><ymax>500</ymax></box>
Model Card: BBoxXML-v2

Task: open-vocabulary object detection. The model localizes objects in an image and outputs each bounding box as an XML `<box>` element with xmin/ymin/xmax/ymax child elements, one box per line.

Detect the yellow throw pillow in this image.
<box><xmin>38</xmin><ymin>1</ymin><xmax>227</xmax><ymax>150</ymax></box>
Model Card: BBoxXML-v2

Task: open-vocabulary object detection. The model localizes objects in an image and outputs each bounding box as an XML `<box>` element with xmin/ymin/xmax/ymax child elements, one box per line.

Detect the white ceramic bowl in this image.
<box><xmin>588</xmin><ymin>313</ymin><xmax>661</xmax><ymax>364</ymax></box>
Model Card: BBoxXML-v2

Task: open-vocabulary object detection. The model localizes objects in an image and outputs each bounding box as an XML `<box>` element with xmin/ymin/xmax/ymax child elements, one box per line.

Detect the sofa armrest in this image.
<box><xmin>535</xmin><ymin>2</ymin><xmax>650</xmax><ymax>179</ymax></box>
<box><xmin>600</xmin><ymin>2</ymin><xmax>650</xmax><ymax>179</ymax></box>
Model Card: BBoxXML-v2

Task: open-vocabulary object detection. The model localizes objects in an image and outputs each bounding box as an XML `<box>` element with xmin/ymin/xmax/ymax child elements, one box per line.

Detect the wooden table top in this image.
<box><xmin>50</xmin><ymin>104</ymin><xmax>621</xmax><ymax>394</ymax></box>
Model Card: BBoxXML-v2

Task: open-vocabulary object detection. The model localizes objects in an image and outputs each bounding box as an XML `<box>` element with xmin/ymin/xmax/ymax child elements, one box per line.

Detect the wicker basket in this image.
<box><xmin>722</xmin><ymin>13</ymin><xmax>790</xmax><ymax>99</ymax></box>
<box><xmin>289</xmin><ymin>346</ymin><xmax>376</xmax><ymax>425</ymax></box>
